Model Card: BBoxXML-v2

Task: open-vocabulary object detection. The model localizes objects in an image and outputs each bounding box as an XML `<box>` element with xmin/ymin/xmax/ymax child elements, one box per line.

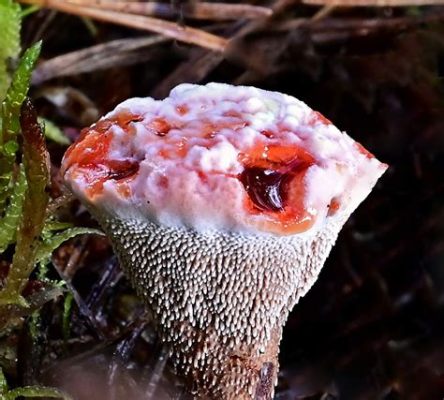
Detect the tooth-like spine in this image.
<box><xmin>95</xmin><ymin>213</ymin><xmax>348</xmax><ymax>399</ymax></box>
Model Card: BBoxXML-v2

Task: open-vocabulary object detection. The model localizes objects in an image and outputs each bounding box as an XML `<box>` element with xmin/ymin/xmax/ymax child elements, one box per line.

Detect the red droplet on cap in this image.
<box><xmin>238</xmin><ymin>143</ymin><xmax>317</xmax><ymax>234</ymax></box>
<box><xmin>63</xmin><ymin>112</ymin><xmax>142</xmax><ymax>198</ymax></box>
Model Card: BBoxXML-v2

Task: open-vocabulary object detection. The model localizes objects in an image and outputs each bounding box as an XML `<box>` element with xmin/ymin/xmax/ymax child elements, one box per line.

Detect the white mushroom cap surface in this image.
<box><xmin>62</xmin><ymin>83</ymin><xmax>386</xmax><ymax>237</ymax></box>
<box><xmin>61</xmin><ymin>83</ymin><xmax>387</xmax><ymax>399</ymax></box>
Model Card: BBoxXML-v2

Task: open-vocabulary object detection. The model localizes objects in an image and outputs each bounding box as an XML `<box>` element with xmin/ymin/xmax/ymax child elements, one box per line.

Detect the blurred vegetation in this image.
<box><xmin>0</xmin><ymin>0</ymin><xmax>100</xmax><ymax>397</ymax></box>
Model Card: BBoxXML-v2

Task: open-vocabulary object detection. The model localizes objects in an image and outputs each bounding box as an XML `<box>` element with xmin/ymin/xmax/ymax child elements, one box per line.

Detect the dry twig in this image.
<box><xmin>18</xmin><ymin>0</ymin><xmax>228</xmax><ymax>51</ymax></box>
<box><xmin>303</xmin><ymin>0</ymin><xmax>444</xmax><ymax>6</ymax></box>
<box><xmin>33</xmin><ymin>36</ymin><xmax>168</xmax><ymax>84</ymax></box>
<box><xmin>64</xmin><ymin>0</ymin><xmax>272</xmax><ymax>21</ymax></box>
<box><xmin>277</xmin><ymin>9</ymin><xmax>444</xmax><ymax>32</ymax></box>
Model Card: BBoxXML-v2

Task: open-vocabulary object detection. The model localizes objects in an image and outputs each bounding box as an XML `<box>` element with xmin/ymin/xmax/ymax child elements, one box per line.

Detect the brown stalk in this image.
<box><xmin>64</xmin><ymin>0</ymin><xmax>272</xmax><ymax>21</ymax></box>
<box><xmin>311</xmin><ymin>4</ymin><xmax>336</xmax><ymax>20</ymax></box>
<box><xmin>230</xmin><ymin>0</ymin><xmax>299</xmax><ymax>39</ymax></box>
<box><xmin>18</xmin><ymin>0</ymin><xmax>228</xmax><ymax>52</ymax></box>
<box><xmin>277</xmin><ymin>10</ymin><xmax>444</xmax><ymax>33</ymax></box>
<box><xmin>32</xmin><ymin>36</ymin><xmax>168</xmax><ymax>84</ymax></box>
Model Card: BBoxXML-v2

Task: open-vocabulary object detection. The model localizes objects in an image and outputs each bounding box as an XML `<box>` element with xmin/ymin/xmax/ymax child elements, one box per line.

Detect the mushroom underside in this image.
<box><xmin>96</xmin><ymin>212</ymin><xmax>348</xmax><ymax>399</ymax></box>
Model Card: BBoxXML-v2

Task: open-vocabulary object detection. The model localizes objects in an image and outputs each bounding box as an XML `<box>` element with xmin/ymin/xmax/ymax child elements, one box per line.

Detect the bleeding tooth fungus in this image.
<box><xmin>62</xmin><ymin>83</ymin><xmax>387</xmax><ymax>399</ymax></box>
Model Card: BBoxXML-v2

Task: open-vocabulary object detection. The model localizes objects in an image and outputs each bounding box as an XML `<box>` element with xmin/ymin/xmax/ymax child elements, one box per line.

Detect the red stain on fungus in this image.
<box><xmin>158</xmin><ymin>176</ymin><xmax>169</xmax><ymax>189</ymax></box>
<box><xmin>114</xmin><ymin>110</ymin><xmax>143</xmax><ymax>126</ymax></box>
<box><xmin>310</xmin><ymin>111</ymin><xmax>332</xmax><ymax>126</ymax></box>
<box><xmin>328</xmin><ymin>198</ymin><xmax>341</xmax><ymax>216</ymax></box>
<box><xmin>176</xmin><ymin>105</ymin><xmax>189</xmax><ymax>115</ymax></box>
<box><xmin>150</xmin><ymin>117</ymin><xmax>171</xmax><ymax>136</ymax></box>
<box><xmin>200</xmin><ymin>118</ymin><xmax>247</xmax><ymax>139</ymax></box>
<box><xmin>239</xmin><ymin>143</ymin><xmax>316</xmax><ymax>234</ymax></box>
<box><xmin>261</xmin><ymin>130</ymin><xmax>275</xmax><ymax>139</ymax></box>
<box><xmin>63</xmin><ymin>111</ymin><xmax>141</xmax><ymax>198</ymax></box>
<box><xmin>223</xmin><ymin>110</ymin><xmax>242</xmax><ymax>118</ymax></box>
<box><xmin>106</xmin><ymin>160</ymin><xmax>139</xmax><ymax>181</ymax></box>
<box><xmin>355</xmin><ymin>142</ymin><xmax>375</xmax><ymax>159</ymax></box>
<box><xmin>64</xmin><ymin>127</ymin><xmax>113</xmax><ymax>171</ymax></box>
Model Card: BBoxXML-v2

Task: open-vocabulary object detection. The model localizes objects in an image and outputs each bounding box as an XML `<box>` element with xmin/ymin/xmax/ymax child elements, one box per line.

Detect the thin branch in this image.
<box><xmin>33</xmin><ymin>36</ymin><xmax>168</xmax><ymax>84</ymax></box>
<box><xmin>277</xmin><ymin>10</ymin><xmax>444</xmax><ymax>32</ymax></box>
<box><xmin>230</xmin><ymin>0</ymin><xmax>299</xmax><ymax>39</ymax></box>
<box><xmin>311</xmin><ymin>4</ymin><xmax>336</xmax><ymax>20</ymax></box>
<box><xmin>30</xmin><ymin>9</ymin><xmax>57</xmax><ymax>43</ymax></box>
<box><xmin>65</xmin><ymin>0</ymin><xmax>272</xmax><ymax>20</ymax></box>
<box><xmin>145</xmin><ymin>345</ymin><xmax>169</xmax><ymax>399</ymax></box>
<box><xmin>18</xmin><ymin>0</ymin><xmax>229</xmax><ymax>51</ymax></box>
<box><xmin>302</xmin><ymin>0</ymin><xmax>444</xmax><ymax>6</ymax></box>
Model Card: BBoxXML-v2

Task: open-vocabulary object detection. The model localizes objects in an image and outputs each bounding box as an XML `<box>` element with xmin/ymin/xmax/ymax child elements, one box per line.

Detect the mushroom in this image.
<box><xmin>61</xmin><ymin>83</ymin><xmax>387</xmax><ymax>399</ymax></box>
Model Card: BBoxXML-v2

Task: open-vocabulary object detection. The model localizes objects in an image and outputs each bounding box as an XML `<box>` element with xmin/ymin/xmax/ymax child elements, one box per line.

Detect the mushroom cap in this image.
<box><xmin>61</xmin><ymin>83</ymin><xmax>387</xmax><ymax>237</ymax></box>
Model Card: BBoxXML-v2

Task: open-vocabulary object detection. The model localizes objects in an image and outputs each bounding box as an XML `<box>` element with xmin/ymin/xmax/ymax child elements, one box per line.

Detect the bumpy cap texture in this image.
<box><xmin>61</xmin><ymin>83</ymin><xmax>387</xmax><ymax>399</ymax></box>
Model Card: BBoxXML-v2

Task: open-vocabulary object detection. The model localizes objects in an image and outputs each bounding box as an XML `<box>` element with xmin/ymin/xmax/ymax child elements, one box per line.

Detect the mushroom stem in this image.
<box><xmin>96</xmin><ymin>210</ymin><xmax>348</xmax><ymax>398</ymax></box>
